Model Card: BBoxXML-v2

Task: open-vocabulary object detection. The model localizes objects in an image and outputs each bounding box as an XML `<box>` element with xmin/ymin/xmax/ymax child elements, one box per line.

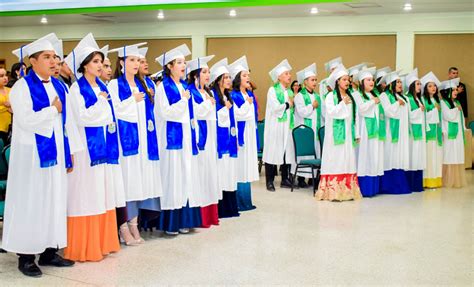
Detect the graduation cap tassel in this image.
<box><xmin>197</xmin><ymin>58</ymin><xmax>201</xmax><ymax>90</ymax></box>
<box><xmin>72</xmin><ymin>49</ymin><xmax>77</xmax><ymax>80</ymax></box>
<box><xmin>20</xmin><ymin>45</ymin><xmax>25</xmax><ymax>77</ymax></box>
<box><xmin>123</xmin><ymin>46</ymin><xmax>126</xmax><ymax>77</ymax></box>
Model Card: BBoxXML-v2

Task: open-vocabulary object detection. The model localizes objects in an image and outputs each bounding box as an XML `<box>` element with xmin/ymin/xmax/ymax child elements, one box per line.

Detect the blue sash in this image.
<box><xmin>77</xmin><ymin>76</ymin><xmax>120</xmax><ymax>166</ymax></box>
<box><xmin>135</xmin><ymin>76</ymin><xmax>159</xmax><ymax>160</ymax></box>
<box><xmin>230</xmin><ymin>89</ymin><xmax>259</xmax><ymax>150</ymax></box>
<box><xmin>117</xmin><ymin>75</ymin><xmax>140</xmax><ymax>156</ymax></box>
<box><xmin>24</xmin><ymin>71</ymin><xmax>72</xmax><ymax>168</ymax></box>
<box><xmin>188</xmin><ymin>83</ymin><xmax>209</xmax><ymax>151</ymax></box>
<box><xmin>214</xmin><ymin>89</ymin><xmax>238</xmax><ymax>159</ymax></box>
<box><xmin>162</xmin><ymin>75</ymin><xmax>198</xmax><ymax>155</ymax></box>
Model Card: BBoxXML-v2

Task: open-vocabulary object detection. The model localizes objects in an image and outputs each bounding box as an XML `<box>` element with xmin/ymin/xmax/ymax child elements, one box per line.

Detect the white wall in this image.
<box><xmin>1</xmin><ymin>12</ymin><xmax>473</xmax><ymax>73</ymax></box>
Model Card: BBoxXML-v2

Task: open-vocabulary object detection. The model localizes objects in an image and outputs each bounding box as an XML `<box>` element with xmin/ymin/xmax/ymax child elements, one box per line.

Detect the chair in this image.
<box><xmin>469</xmin><ymin>121</ymin><xmax>474</xmax><ymax>134</ymax></box>
<box><xmin>257</xmin><ymin>121</ymin><xmax>265</xmax><ymax>173</ymax></box>
<box><xmin>318</xmin><ymin>126</ymin><xmax>325</xmax><ymax>154</ymax></box>
<box><xmin>0</xmin><ymin>144</ymin><xmax>10</xmax><ymax>220</ymax></box>
<box><xmin>0</xmin><ymin>139</ymin><xmax>7</xmax><ymax>180</ymax></box>
<box><xmin>291</xmin><ymin>125</ymin><xmax>321</xmax><ymax>196</ymax></box>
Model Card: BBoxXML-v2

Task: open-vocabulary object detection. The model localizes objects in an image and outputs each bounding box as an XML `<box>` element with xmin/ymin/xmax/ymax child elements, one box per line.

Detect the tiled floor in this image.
<box><xmin>0</xmin><ymin>171</ymin><xmax>472</xmax><ymax>286</ymax></box>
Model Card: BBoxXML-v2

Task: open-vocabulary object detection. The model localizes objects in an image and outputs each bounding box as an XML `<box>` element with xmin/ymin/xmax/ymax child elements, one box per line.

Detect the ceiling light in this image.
<box><xmin>40</xmin><ymin>16</ymin><xmax>48</xmax><ymax>24</ymax></box>
<box><xmin>404</xmin><ymin>3</ymin><xmax>412</xmax><ymax>11</ymax></box>
<box><xmin>229</xmin><ymin>9</ymin><xmax>237</xmax><ymax>17</ymax></box>
<box><xmin>310</xmin><ymin>7</ymin><xmax>319</xmax><ymax>14</ymax></box>
<box><xmin>157</xmin><ymin>11</ymin><xmax>164</xmax><ymax>19</ymax></box>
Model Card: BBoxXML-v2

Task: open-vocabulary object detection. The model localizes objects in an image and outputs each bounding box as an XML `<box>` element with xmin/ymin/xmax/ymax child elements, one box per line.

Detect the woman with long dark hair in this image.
<box><xmin>229</xmin><ymin>56</ymin><xmax>258</xmax><ymax>211</ymax></box>
<box><xmin>186</xmin><ymin>55</ymin><xmax>220</xmax><ymax>228</ymax></box>
<box><xmin>210</xmin><ymin>58</ymin><xmax>240</xmax><ymax>218</ymax></box>
<box><xmin>6</xmin><ymin>62</ymin><xmax>26</xmax><ymax>88</ymax></box>
<box><xmin>352</xmin><ymin>67</ymin><xmax>385</xmax><ymax>197</ymax></box>
<box><xmin>439</xmin><ymin>78</ymin><xmax>466</xmax><ymax>188</ymax></box>
<box><xmin>63</xmin><ymin>33</ymin><xmax>124</xmax><ymax>261</ymax></box>
<box><xmin>378</xmin><ymin>71</ymin><xmax>410</xmax><ymax>194</ymax></box>
<box><xmin>108</xmin><ymin>43</ymin><xmax>162</xmax><ymax>243</ymax></box>
<box><xmin>420</xmin><ymin>72</ymin><xmax>443</xmax><ymax>188</ymax></box>
<box><xmin>404</xmin><ymin>69</ymin><xmax>426</xmax><ymax>192</ymax></box>
<box><xmin>316</xmin><ymin>65</ymin><xmax>362</xmax><ymax>201</ymax></box>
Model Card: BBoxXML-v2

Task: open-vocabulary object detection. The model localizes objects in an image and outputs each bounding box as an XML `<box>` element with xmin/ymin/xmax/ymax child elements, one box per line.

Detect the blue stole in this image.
<box><xmin>24</xmin><ymin>71</ymin><xmax>72</xmax><ymax>168</ymax></box>
<box><xmin>117</xmin><ymin>75</ymin><xmax>140</xmax><ymax>156</ymax></box>
<box><xmin>77</xmin><ymin>76</ymin><xmax>120</xmax><ymax>166</ymax></box>
<box><xmin>162</xmin><ymin>75</ymin><xmax>198</xmax><ymax>155</ymax></box>
<box><xmin>188</xmin><ymin>83</ymin><xmax>209</xmax><ymax>151</ymax></box>
<box><xmin>135</xmin><ymin>76</ymin><xmax>159</xmax><ymax>160</ymax></box>
<box><xmin>214</xmin><ymin>89</ymin><xmax>238</xmax><ymax>159</ymax></box>
<box><xmin>230</xmin><ymin>89</ymin><xmax>260</xmax><ymax>150</ymax></box>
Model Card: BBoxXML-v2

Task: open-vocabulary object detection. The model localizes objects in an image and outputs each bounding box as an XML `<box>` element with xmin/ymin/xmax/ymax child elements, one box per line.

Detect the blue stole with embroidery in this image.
<box><xmin>24</xmin><ymin>71</ymin><xmax>72</xmax><ymax>168</ymax></box>
<box><xmin>214</xmin><ymin>89</ymin><xmax>238</xmax><ymax>159</ymax></box>
<box><xmin>188</xmin><ymin>83</ymin><xmax>209</xmax><ymax>151</ymax></box>
<box><xmin>135</xmin><ymin>76</ymin><xmax>159</xmax><ymax>160</ymax></box>
<box><xmin>77</xmin><ymin>76</ymin><xmax>120</xmax><ymax>166</ymax></box>
<box><xmin>162</xmin><ymin>75</ymin><xmax>198</xmax><ymax>155</ymax></box>
<box><xmin>117</xmin><ymin>75</ymin><xmax>140</xmax><ymax>156</ymax></box>
<box><xmin>230</xmin><ymin>89</ymin><xmax>259</xmax><ymax>150</ymax></box>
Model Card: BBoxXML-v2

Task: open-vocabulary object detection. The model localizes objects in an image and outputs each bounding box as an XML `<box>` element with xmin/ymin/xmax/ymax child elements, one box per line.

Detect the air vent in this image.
<box><xmin>344</xmin><ymin>2</ymin><xmax>381</xmax><ymax>9</ymax></box>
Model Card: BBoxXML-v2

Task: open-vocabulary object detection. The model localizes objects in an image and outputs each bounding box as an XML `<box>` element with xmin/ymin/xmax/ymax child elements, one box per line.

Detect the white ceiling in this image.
<box><xmin>0</xmin><ymin>0</ymin><xmax>473</xmax><ymax>27</ymax></box>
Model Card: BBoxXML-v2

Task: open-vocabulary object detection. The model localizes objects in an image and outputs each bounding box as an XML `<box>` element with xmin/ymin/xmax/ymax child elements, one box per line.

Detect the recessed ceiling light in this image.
<box><xmin>310</xmin><ymin>7</ymin><xmax>319</xmax><ymax>14</ymax></box>
<box><xmin>229</xmin><ymin>9</ymin><xmax>237</xmax><ymax>17</ymax></box>
<box><xmin>40</xmin><ymin>16</ymin><xmax>48</xmax><ymax>24</ymax></box>
<box><xmin>157</xmin><ymin>11</ymin><xmax>164</xmax><ymax>19</ymax></box>
<box><xmin>404</xmin><ymin>3</ymin><xmax>412</xmax><ymax>11</ymax></box>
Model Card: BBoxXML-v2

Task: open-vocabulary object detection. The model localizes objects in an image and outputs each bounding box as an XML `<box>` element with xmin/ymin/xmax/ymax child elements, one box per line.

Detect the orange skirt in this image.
<box><xmin>64</xmin><ymin>209</ymin><xmax>120</xmax><ymax>262</ymax></box>
<box><xmin>316</xmin><ymin>173</ymin><xmax>362</xmax><ymax>201</ymax></box>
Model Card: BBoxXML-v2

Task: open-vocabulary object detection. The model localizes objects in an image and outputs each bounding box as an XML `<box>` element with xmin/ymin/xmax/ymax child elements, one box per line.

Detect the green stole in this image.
<box><xmin>300</xmin><ymin>87</ymin><xmax>322</xmax><ymax>140</ymax></box>
<box><xmin>423</xmin><ymin>97</ymin><xmax>443</xmax><ymax>147</ymax></box>
<box><xmin>386</xmin><ymin>91</ymin><xmax>400</xmax><ymax>143</ymax></box>
<box><xmin>442</xmin><ymin>97</ymin><xmax>466</xmax><ymax>144</ymax></box>
<box><xmin>361</xmin><ymin>92</ymin><xmax>386</xmax><ymax>141</ymax></box>
<box><xmin>274</xmin><ymin>83</ymin><xmax>294</xmax><ymax>129</ymax></box>
<box><xmin>406</xmin><ymin>93</ymin><xmax>423</xmax><ymax>141</ymax></box>
<box><xmin>332</xmin><ymin>91</ymin><xmax>356</xmax><ymax>146</ymax></box>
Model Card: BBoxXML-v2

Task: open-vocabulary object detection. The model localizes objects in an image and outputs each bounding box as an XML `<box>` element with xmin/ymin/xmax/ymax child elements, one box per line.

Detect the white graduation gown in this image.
<box><xmin>108</xmin><ymin>79</ymin><xmax>163</xmax><ymax>202</ymax></box>
<box><xmin>353</xmin><ymin>91</ymin><xmax>384</xmax><ymax>177</ymax></box>
<box><xmin>320</xmin><ymin>92</ymin><xmax>358</xmax><ymax>175</ymax></box>
<box><xmin>192</xmin><ymin>89</ymin><xmax>220</xmax><ymax>206</ymax></box>
<box><xmin>233</xmin><ymin>91</ymin><xmax>259</xmax><ymax>183</ymax></box>
<box><xmin>424</xmin><ymin>102</ymin><xmax>443</xmax><ymax>179</ymax></box>
<box><xmin>407</xmin><ymin>97</ymin><xmax>427</xmax><ymax>171</ymax></box>
<box><xmin>2</xmin><ymin>77</ymin><xmax>81</xmax><ymax>254</ymax></box>
<box><xmin>67</xmin><ymin>82</ymin><xmax>126</xmax><ymax>217</ymax></box>
<box><xmin>262</xmin><ymin>83</ymin><xmax>295</xmax><ymax>166</ymax></box>
<box><xmin>155</xmin><ymin>82</ymin><xmax>200</xmax><ymax>209</ymax></box>
<box><xmin>441</xmin><ymin>101</ymin><xmax>465</xmax><ymax>164</ymax></box>
<box><xmin>379</xmin><ymin>92</ymin><xmax>410</xmax><ymax>171</ymax></box>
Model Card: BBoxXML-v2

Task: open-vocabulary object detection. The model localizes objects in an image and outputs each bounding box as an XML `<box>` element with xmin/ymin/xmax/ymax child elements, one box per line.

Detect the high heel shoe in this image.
<box><xmin>119</xmin><ymin>226</ymin><xmax>140</xmax><ymax>246</ymax></box>
<box><xmin>128</xmin><ymin>222</ymin><xmax>145</xmax><ymax>244</ymax></box>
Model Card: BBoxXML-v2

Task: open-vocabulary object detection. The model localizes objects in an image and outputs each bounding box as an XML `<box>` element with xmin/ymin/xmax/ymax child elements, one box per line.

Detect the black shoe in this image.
<box><xmin>266</xmin><ymin>182</ymin><xmax>276</xmax><ymax>192</ymax></box>
<box><xmin>298</xmin><ymin>180</ymin><xmax>309</xmax><ymax>188</ymax></box>
<box><xmin>18</xmin><ymin>261</ymin><xmax>42</xmax><ymax>277</ymax></box>
<box><xmin>38</xmin><ymin>254</ymin><xmax>75</xmax><ymax>267</ymax></box>
<box><xmin>280</xmin><ymin>179</ymin><xmax>293</xmax><ymax>188</ymax></box>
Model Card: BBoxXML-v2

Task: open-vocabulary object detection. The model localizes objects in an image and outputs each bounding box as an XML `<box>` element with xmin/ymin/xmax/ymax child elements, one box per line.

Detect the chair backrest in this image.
<box><xmin>318</xmin><ymin>126</ymin><xmax>325</xmax><ymax>154</ymax></box>
<box><xmin>292</xmin><ymin>125</ymin><xmax>316</xmax><ymax>159</ymax></box>
<box><xmin>257</xmin><ymin>121</ymin><xmax>265</xmax><ymax>152</ymax></box>
<box><xmin>3</xmin><ymin>145</ymin><xmax>10</xmax><ymax>167</ymax></box>
<box><xmin>469</xmin><ymin>121</ymin><xmax>474</xmax><ymax>133</ymax></box>
<box><xmin>0</xmin><ymin>139</ymin><xmax>6</xmax><ymax>177</ymax></box>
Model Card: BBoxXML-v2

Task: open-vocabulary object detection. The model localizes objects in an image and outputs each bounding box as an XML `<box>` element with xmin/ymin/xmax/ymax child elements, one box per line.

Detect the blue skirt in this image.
<box><xmin>236</xmin><ymin>182</ymin><xmax>257</xmax><ymax>211</ymax></box>
<box><xmin>358</xmin><ymin>175</ymin><xmax>381</xmax><ymax>197</ymax></box>
<box><xmin>380</xmin><ymin>169</ymin><xmax>411</xmax><ymax>194</ymax></box>
<box><xmin>405</xmin><ymin>170</ymin><xmax>424</xmax><ymax>192</ymax></box>
<box><xmin>218</xmin><ymin>191</ymin><xmax>240</xmax><ymax>218</ymax></box>
<box><xmin>126</xmin><ymin>197</ymin><xmax>161</xmax><ymax>221</ymax></box>
<box><xmin>159</xmin><ymin>202</ymin><xmax>202</xmax><ymax>233</ymax></box>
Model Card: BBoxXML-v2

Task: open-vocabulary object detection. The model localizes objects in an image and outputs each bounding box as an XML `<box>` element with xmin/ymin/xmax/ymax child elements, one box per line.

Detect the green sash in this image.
<box><xmin>423</xmin><ymin>97</ymin><xmax>443</xmax><ymax>146</ymax></box>
<box><xmin>332</xmin><ymin>91</ymin><xmax>355</xmax><ymax>146</ymax></box>
<box><xmin>406</xmin><ymin>93</ymin><xmax>423</xmax><ymax>141</ymax></box>
<box><xmin>274</xmin><ymin>83</ymin><xmax>295</xmax><ymax>129</ymax></box>
<box><xmin>386</xmin><ymin>91</ymin><xmax>400</xmax><ymax>143</ymax></box>
<box><xmin>300</xmin><ymin>88</ymin><xmax>322</xmax><ymax>140</ymax></box>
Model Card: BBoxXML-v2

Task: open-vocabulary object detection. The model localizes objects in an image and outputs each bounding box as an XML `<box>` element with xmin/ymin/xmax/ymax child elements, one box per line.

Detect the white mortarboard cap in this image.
<box><xmin>348</xmin><ymin>62</ymin><xmax>369</xmax><ymax>78</ymax></box>
<box><xmin>64</xmin><ymin>33</ymin><xmax>108</xmax><ymax>78</ymax></box>
<box><xmin>109</xmin><ymin>42</ymin><xmax>147</xmax><ymax>58</ymax></box>
<box><xmin>228</xmin><ymin>56</ymin><xmax>250</xmax><ymax>80</ymax></box>
<box><xmin>53</xmin><ymin>40</ymin><xmax>64</xmax><ymax>61</ymax></box>
<box><xmin>187</xmin><ymin>55</ymin><xmax>214</xmax><ymax>75</ymax></box>
<box><xmin>380</xmin><ymin>71</ymin><xmax>401</xmax><ymax>86</ymax></box>
<box><xmin>324</xmin><ymin>56</ymin><xmax>342</xmax><ymax>73</ymax></box>
<box><xmin>138</xmin><ymin>47</ymin><xmax>148</xmax><ymax>59</ymax></box>
<box><xmin>210</xmin><ymin>58</ymin><xmax>229</xmax><ymax>83</ymax></box>
<box><xmin>376</xmin><ymin>66</ymin><xmax>392</xmax><ymax>84</ymax></box>
<box><xmin>357</xmin><ymin>67</ymin><xmax>376</xmax><ymax>82</ymax></box>
<box><xmin>440</xmin><ymin>78</ymin><xmax>460</xmax><ymax>91</ymax></box>
<box><xmin>155</xmin><ymin>44</ymin><xmax>191</xmax><ymax>67</ymax></box>
<box><xmin>405</xmin><ymin>68</ymin><xmax>419</xmax><ymax>88</ymax></box>
<box><xmin>12</xmin><ymin>33</ymin><xmax>59</xmax><ymax>60</ymax></box>
<box><xmin>327</xmin><ymin>64</ymin><xmax>348</xmax><ymax>90</ymax></box>
<box><xmin>269</xmin><ymin>59</ymin><xmax>292</xmax><ymax>83</ymax></box>
<box><xmin>420</xmin><ymin>71</ymin><xmax>441</xmax><ymax>91</ymax></box>
<box><xmin>296</xmin><ymin>63</ymin><xmax>317</xmax><ymax>85</ymax></box>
